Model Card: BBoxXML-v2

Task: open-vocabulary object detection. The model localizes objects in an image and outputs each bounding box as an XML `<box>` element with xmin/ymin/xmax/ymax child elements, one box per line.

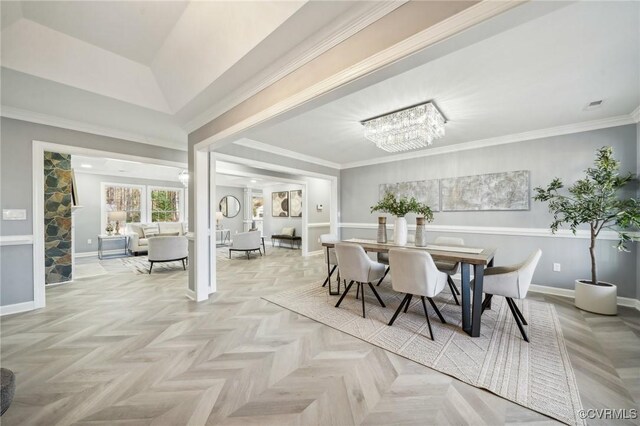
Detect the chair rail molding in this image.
<box><xmin>338</xmin><ymin>222</ymin><xmax>620</xmax><ymax>241</ymax></box>
<box><xmin>308</xmin><ymin>222</ymin><xmax>331</xmax><ymax>228</ymax></box>
<box><xmin>0</xmin><ymin>235</ymin><xmax>34</xmax><ymax>246</ymax></box>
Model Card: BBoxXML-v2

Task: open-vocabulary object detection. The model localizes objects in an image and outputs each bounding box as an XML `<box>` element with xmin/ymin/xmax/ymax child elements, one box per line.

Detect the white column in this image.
<box><xmin>243</xmin><ymin>188</ymin><xmax>252</xmax><ymax>232</ymax></box>
<box><xmin>194</xmin><ymin>149</ymin><xmax>211</xmax><ymax>301</ymax></box>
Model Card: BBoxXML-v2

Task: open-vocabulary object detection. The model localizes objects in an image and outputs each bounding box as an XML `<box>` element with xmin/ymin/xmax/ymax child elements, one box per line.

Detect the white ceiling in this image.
<box><xmin>246</xmin><ymin>1</ymin><xmax>640</xmax><ymax>166</ymax></box>
<box><xmin>0</xmin><ymin>1</ymin><xmax>383</xmax><ymax>148</ymax></box>
<box><xmin>72</xmin><ymin>154</ymin><xmax>287</xmax><ymax>189</ymax></box>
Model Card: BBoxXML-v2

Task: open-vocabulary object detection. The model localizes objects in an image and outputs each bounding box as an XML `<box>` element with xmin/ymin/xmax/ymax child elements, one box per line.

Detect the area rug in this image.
<box><xmin>263</xmin><ymin>282</ymin><xmax>585</xmax><ymax>425</ymax></box>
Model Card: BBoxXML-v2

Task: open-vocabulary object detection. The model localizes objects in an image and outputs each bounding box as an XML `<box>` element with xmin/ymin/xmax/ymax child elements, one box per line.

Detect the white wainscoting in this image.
<box><xmin>338</xmin><ymin>223</ymin><xmax>619</xmax><ymax>241</ymax></box>
<box><xmin>308</xmin><ymin>222</ymin><xmax>331</xmax><ymax>228</ymax></box>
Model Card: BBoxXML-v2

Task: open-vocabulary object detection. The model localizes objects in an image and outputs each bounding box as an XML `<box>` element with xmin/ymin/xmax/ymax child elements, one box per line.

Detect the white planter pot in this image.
<box><xmin>394</xmin><ymin>216</ymin><xmax>408</xmax><ymax>246</ymax></box>
<box><xmin>574</xmin><ymin>279</ymin><xmax>617</xmax><ymax>315</ymax></box>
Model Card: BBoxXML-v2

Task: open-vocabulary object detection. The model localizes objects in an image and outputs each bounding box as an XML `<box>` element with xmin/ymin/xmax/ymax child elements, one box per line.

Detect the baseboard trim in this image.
<box><xmin>528</xmin><ymin>284</ymin><xmax>639</xmax><ymax>311</ymax></box>
<box><xmin>0</xmin><ymin>301</ymin><xmax>36</xmax><ymax>316</ymax></box>
<box><xmin>185</xmin><ymin>289</ymin><xmax>196</xmax><ymax>301</ymax></box>
<box><xmin>306</xmin><ymin>250</ymin><xmax>323</xmax><ymax>257</ymax></box>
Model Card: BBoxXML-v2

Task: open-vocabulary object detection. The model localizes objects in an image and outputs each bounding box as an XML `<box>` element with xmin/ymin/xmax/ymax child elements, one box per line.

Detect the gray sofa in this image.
<box><xmin>127</xmin><ymin>222</ymin><xmax>187</xmax><ymax>255</ymax></box>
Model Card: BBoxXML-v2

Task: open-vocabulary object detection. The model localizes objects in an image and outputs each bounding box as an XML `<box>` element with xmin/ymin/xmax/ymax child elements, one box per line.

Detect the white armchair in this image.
<box><xmin>147</xmin><ymin>236</ymin><xmax>188</xmax><ymax>274</ymax></box>
<box><xmin>229</xmin><ymin>231</ymin><xmax>262</xmax><ymax>259</ymax></box>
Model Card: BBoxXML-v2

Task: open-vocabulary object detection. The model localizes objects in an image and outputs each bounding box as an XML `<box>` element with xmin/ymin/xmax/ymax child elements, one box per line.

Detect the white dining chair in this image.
<box><xmin>387</xmin><ymin>248</ymin><xmax>448</xmax><ymax>340</ymax></box>
<box><xmin>334</xmin><ymin>243</ymin><xmax>386</xmax><ymax>318</ymax></box>
<box><xmin>320</xmin><ymin>234</ymin><xmax>340</xmax><ymax>293</ymax></box>
<box><xmin>375</xmin><ymin>252</ymin><xmax>390</xmax><ymax>286</ymax></box>
<box><xmin>481</xmin><ymin>249</ymin><xmax>542</xmax><ymax>342</ymax></box>
<box><xmin>433</xmin><ymin>236</ymin><xmax>464</xmax><ymax>305</ymax></box>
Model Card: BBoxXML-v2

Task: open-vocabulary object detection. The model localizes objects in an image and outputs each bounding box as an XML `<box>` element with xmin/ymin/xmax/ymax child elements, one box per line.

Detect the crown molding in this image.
<box><xmin>340</xmin><ymin>114</ymin><xmax>637</xmax><ymax>169</ymax></box>
<box><xmin>233</xmin><ymin>139</ymin><xmax>341</xmax><ymax>170</ymax></box>
<box><xmin>1</xmin><ymin>106</ymin><xmax>187</xmax><ymax>152</ymax></box>
<box><xmin>184</xmin><ymin>1</ymin><xmax>406</xmax><ymax>133</ymax></box>
<box><xmin>631</xmin><ymin>105</ymin><xmax>640</xmax><ymax>123</ymax></box>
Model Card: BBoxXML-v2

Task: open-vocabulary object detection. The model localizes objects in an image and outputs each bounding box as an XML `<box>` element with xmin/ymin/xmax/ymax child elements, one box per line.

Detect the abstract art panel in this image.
<box><xmin>440</xmin><ymin>170</ymin><xmax>530</xmax><ymax>211</ymax></box>
<box><xmin>272</xmin><ymin>191</ymin><xmax>289</xmax><ymax>217</ymax></box>
<box><xmin>290</xmin><ymin>190</ymin><xmax>302</xmax><ymax>217</ymax></box>
<box><xmin>379</xmin><ymin>179</ymin><xmax>440</xmax><ymax>211</ymax></box>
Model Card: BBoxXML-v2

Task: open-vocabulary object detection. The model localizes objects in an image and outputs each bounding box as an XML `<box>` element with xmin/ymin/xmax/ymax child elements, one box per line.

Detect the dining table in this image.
<box><xmin>321</xmin><ymin>238</ymin><xmax>496</xmax><ymax>338</ymax></box>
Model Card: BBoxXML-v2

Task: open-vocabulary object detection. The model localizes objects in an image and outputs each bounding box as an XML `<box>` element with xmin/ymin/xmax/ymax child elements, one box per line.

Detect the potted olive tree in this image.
<box><xmin>371</xmin><ymin>192</ymin><xmax>434</xmax><ymax>246</ymax></box>
<box><xmin>534</xmin><ymin>146</ymin><xmax>639</xmax><ymax>315</ymax></box>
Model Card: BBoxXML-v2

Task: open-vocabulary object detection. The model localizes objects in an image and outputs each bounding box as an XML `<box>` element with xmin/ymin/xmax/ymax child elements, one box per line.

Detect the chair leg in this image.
<box><xmin>246</xmin><ymin>251</ymin><xmax>250</xmax><ymax>260</ymax></box>
<box><xmin>427</xmin><ymin>297</ymin><xmax>446</xmax><ymax>324</ymax></box>
<box><xmin>420</xmin><ymin>296</ymin><xmax>434</xmax><ymax>341</ymax></box>
<box><xmin>506</xmin><ymin>298</ymin><xmax>529</xmax><ymax>342</ymax></box>
<box><xmin>376</xmin><ymin>267</ymin><xmax>390</xmax><ymax>286</ymax></box>
<box><xmin>404</xmin><ymin>294</ymin><xmax>413</xmax><ymax>313</ymax></box>
<box><xmin>181</xmin><ymin>258</ymin><xmax>186</xmax><ymax>270</ymax></box>
<box><xmin>335</xmin><ymin>281</ymin><xmax>354</xmax><ymax>308</ymax></box>
<box><xmin>148</xmin><ymin>261</ymin><xmax>154</xmax><ymax>274</ymax></box>
<box><xmin>367</xmin><ymin>282</ymin><xmax>386</xmax><ymax>307</ymax></box>
<box><xmin>229</xmin><ymin>250</ymin><xmax>231</xmax><ymax>259</ymax></box>
<box><xmin>356</xmin><ymin>283</ymin><xmax>360</xmax><ymax>299</ymax></box>
<box><xmin>447</xmin><ymin>276</ymin><xmax>460</xmax><ymax>305</ymax></box>
<box><xmin>481</xmin><ymin>294</ymin><xmax>493</xmax><ymax>314</ymax></box>
<box><xmin>508</xmin><ymin>297</ymin><xmax>528</xmax><ymax>325</ymax></box>
<box><xmin>360</xmin><ymin>283</ymin><xmax>366</xmax><ymax>318</ymax></box>
<box><xmin>388</xmin><ymin>294</ymin><xmax>410</xmax><ymax>326</ymax></box>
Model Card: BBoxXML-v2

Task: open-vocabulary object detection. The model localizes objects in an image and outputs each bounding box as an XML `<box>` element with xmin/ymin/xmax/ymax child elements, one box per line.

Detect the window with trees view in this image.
<box><xmin>104</xmin><ymin>184</ymin><xmax>144</xmax><ymax>223</ymax></box>
<box><xmin>150</xmin><ymin>188</ymin><xmax>182</xmax><ymax>222</ymax></box>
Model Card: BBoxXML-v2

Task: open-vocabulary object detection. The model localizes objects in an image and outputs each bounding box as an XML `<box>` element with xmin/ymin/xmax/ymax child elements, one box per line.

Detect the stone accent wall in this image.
<box><xmin>44</xmin><ymin>151</ymin><xmax>72</xmax><ymax>284</ymax></box>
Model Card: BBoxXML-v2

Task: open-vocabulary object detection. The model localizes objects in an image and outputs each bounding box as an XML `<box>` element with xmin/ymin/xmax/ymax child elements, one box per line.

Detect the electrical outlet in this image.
<box><xmin>87</xmin><ymin>239</ymin><xmax>92</xmax><ymax>245</ymax></box>
<box><xmin>553</xmin><ymin>263</ymin><xmax>561</xmax><ymax>272</ymax></box>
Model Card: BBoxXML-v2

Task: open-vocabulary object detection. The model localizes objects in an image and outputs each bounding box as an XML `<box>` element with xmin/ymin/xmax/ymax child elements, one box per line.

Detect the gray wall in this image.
<box><xmin>340</xmin><ymin>124</ymin><xmax>639</xmax><ymax>298</ymax></box>
<box><xmin>637</xmin><ymin>123</ymin><xmax>640</xmax><ymax>301</ymax></box>
<box><xmin>263</xmin><ymin>184</ymin><xmax>304</xmax><ymax>241</ymax></box>
<box><xmin>215</xmin><ymin>185</ymin><xmax>245</xmax><ymax>237</ymax></box>
<box><xmin>0</xmin><ymin>117</ymin><xmax>186</xmax><ymax>306</ymax></box>
<box><xmin>306</xmin><ymin>177</ymin><xmax>332</xmax><ymax>252</ymax></box>
<box><xmin>73</xmin><ymin>172</ymin><xmax>185</xmax><ymax>253</ymax></box>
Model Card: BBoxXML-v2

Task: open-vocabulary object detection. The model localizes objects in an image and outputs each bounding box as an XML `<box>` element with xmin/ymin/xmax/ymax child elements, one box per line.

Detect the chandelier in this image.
<box><xmin>361</xmin><ymin>101</ymin><xmax>446</xmax><ymax>152</ymax></box>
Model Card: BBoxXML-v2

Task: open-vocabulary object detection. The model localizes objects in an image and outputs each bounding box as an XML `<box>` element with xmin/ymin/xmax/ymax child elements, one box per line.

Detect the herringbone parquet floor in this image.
<box><xmin>1</xmin><ymin>248</ymin><xmax>638</xmax><ymax>425</ymax></box>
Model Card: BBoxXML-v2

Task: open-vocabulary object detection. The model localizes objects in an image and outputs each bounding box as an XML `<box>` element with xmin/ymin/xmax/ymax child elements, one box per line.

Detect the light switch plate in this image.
<box><xmin>2</xmin><ymin>209</ymin><xmax>27</xmax><ymax>220</ymax></box>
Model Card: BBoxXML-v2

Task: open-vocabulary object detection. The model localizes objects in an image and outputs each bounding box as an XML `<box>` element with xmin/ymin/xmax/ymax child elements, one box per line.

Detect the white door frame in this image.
<box><xmin>32</xmin><ymin>140</ymin><xmax>187</xmax><ymax>309</ymax></box>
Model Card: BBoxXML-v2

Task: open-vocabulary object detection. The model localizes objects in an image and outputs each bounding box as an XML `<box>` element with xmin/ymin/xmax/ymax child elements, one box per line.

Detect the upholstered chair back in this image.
<box><xmin>388</xmin><ymin>249</ymin><xmax>447</xmax><ymax>298</ymax></box>
<box><xmin>335</xmin><ymin>243</ymin><xmax>374</xmax><ymax>283</ymax></box>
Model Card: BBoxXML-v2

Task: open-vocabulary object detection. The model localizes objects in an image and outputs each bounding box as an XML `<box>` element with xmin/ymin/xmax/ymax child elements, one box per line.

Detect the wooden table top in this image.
<box><xmin>322</xmin><ymin>239</ymin><xmax>496</xmax><ymax>266</ymax></box>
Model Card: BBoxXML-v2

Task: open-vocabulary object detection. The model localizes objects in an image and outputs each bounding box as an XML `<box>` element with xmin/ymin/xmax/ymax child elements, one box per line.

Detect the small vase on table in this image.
<box><xmin>415</xmin><ymin>217</ymin><xmax>427</xmax><ymax>247</ymax></box>
<box><xmin>377</xmin><ymin>217</ymin><xmax>387</xmax><ymax>243</ymax></box>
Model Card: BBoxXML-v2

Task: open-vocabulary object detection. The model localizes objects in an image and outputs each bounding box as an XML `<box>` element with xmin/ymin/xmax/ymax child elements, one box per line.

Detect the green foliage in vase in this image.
<box><xmin>533</xmin><ymin>146</ymin><xmax>639</xmax><ymax>285</ymax></box>
<box><xmin>371</xmin><ymin>191</ymin><xmax>434</xmax><ymax>222</ymax></box>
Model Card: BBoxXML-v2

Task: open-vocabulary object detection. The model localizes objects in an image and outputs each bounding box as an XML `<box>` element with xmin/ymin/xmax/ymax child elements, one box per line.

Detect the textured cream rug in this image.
<box><xmin>264</xmin><ymin>282</ymin><xmax>585</xmax><ymax>425</ymax></box>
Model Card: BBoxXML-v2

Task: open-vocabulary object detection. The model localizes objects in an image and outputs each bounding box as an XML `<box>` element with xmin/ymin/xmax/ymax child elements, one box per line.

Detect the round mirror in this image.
<box><xmin>219</xmin><ymin>195</ymin><xmax>241</xmax><ymax>218</ymax></box>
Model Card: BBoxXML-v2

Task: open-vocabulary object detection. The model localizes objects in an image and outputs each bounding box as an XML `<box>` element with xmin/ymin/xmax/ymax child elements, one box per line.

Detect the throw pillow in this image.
<box><xmin>281</xmin><ymin>227</ymin><xmax>295</xmax><ymax>236</ymax></box>
<box><xmin>129</xmin><ymin>224</ymin><xmax>144</xmax><ymax>238</ymax></box>
<box><xmin>142</xmin><ymin>228</ymin><xmax>159</xmax><ymax>238</ymax></box>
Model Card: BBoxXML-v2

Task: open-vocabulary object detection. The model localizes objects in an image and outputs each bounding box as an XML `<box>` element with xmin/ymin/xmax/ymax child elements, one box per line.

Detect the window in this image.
<box><xmin>150</xmin><ymin>187</ymin><xmax>183</xmax><ymax>222</ymax></box>
<box><xmin>103</xmin><ymin>184</ymin><xmax>144</xmax><ymax>225</ymax></box>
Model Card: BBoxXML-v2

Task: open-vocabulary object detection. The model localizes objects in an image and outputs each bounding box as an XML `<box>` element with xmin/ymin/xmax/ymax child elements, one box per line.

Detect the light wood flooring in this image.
<box><xmin>1</xmin><ymin>248</ymin><xmax>639</xmax><ymax>425</ymax></box>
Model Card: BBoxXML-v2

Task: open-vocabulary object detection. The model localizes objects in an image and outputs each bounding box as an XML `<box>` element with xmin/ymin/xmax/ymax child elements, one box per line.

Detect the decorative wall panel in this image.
<box><xmin>440</xmin><ymin>170</ymin><xmax>530</xmax><ymax>211</ymax></box>
<box><xmin>379</xmin><ymin>179</ymin><xmax>440</xmax><ymax>211</ymax></box>
<box><xmin>44</xmin><ymin>151</ymin><xmax>72</xmax><ymax>284</ymax></box>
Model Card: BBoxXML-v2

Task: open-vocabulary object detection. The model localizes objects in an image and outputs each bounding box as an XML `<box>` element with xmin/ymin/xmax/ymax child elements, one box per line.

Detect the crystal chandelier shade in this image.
<box><xmin>362</xmin><ymin>102</ymin><xmax>446</xmax><ymax>152</ymax></box>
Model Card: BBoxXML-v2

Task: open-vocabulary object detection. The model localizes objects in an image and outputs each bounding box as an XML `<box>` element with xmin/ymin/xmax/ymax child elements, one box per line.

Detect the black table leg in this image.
<box><xmin>470</xmin><ymin>264</ymin><xmax>485</xmax><ymax>337</ymax></box>
<box><xmin>327</xmin><ymin>247</ymin><xmax>339</xmax><ymax>296</ymax></box>
<box><xmin>461</xmin><ymin>263</ymin><xmax>471</xmax><ymax>333</ymax></box>
<box><xmin>485</xmin><ymin>258</ymin><xmax>494</xmax><ymax>309</ymax></box>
